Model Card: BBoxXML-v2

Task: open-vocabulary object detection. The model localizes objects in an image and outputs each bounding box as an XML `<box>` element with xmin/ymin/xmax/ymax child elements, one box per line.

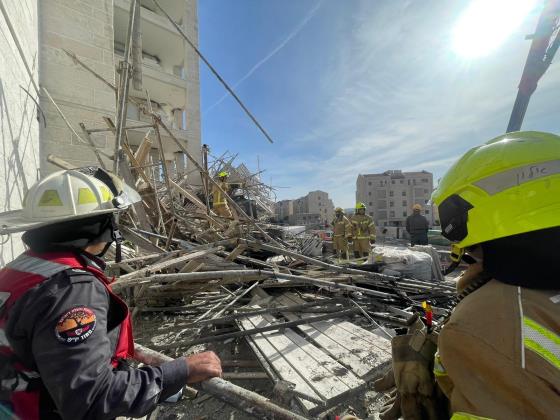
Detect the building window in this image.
<box><xmin>369</xmin><ymin>212</ymin><xmax>374</xmax><ymax>216</ymax></box>
<box><xmin>391</xmin><ymin>180</ymin><xmax>395</xmax><ymax>184</ymax></box>
<box><xmin>403</xmin><ymin>211</ymin><xmax>407</xmax><ymax>217</ymax></box>
<box><xmin>425</xmin><ymin>210</ymin><xmax>430</xmax><ymax>214</ymax></box>
<box><xmin>390</xmin><ymin>211</ymin><xmax>395</xmax><ymax>217</ymax></box>
<box><xmin>422</xmin><ymin>178</ymin><xmax>429</xmax><ymax>183</ymax></box>
<box><xmin>369</xmin><ymin>202</ymin><xmax>373</xmax><ymax>206</ymax></box>
<box><xmin>384</xmin><ymin>222</ymin><xmax>388</xmax><ymax>226</ymax></box>
<box><xmin>399</xmin><ymin>180</ymin><xmax>404</xmax><ymax>184</ymax></box>
<box><xmin>402</xmin><ymin>200</ymin><xmax>407</xmax><ymax>206</ymax></box>
<box><xmin>368</xmin><ymin>181</ymin><xmax>372</xmax><ymax>186</ymax></box>
<box><xmin>425</xmin><ymin>199</ymin><xmax>429</xmax><ymax>204</ymax></box>
<box><xmin>402</xmin><ymin>191</ymin><xmax>406</xmax><ymax>196</ymax></box>
<box><xmin>389</xmin><ymin>191</ymin><xmax>394</xmax><ymax>197</ymax></box>
<box><xmin>368</xmin><ymin>191</ymin><xmax>372</xmax><ymax>196</ymax></box>
<box><xmin>390</xmin><ymin>201</ymin><xmax>394</xmax><ymax>207</ymax></box>
<box><xmin>424</xmin><ymin>189</ymin><xmax>429</xmax><ymax>194</ymax></box>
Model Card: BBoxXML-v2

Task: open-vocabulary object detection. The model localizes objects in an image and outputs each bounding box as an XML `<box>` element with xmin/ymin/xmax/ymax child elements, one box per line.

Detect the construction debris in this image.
<box><xmin>35</xmin><ymin>6</ymin><xmax>458</xmax><ymax>418</ymax></box>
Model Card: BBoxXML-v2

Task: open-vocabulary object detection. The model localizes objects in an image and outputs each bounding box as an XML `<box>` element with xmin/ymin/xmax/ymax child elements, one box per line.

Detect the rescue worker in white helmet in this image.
<box><xmin>331</xmin><ymin>207</ymin><xmax>352</xmax><ymax>260</ymax></box>
<box><xmin>349</xmin><ymin>202</ymin><xmax>376</xmax><ymax>258</ymax></box>
<box><xmin>374</xmin><ymin>131</ymin><xmax>560</xmax><ymax>419</ymax></box>
<box><xmin>0</xmin><ymin>168</ymin><xmax>222</xmax><ymax>419</ymax></box>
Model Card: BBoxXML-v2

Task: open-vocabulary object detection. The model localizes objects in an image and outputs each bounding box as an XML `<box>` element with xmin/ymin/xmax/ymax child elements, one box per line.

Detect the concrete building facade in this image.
<box><xmin>0</xmin><ymin>0</ymin><xmax>41</xmax><ymax>264</ymax></box>
<box><xmin>39</xmin><ymin>0</ymin><xmax>202</xmax><ymax>183</ymax></box>
<box><xmin>275</xmin><ymin>190</ymin><xmax>335</xmax><ymax>227</ymax></box>
<box><xmin>356</xmin><ymin>170</ymin><xmax>434</xmax><ymax>228</ymax></box>
<box><xmin>0</xmin><ymin>0</ymin><xmax>202</xmax><ymax>262</ymax></box>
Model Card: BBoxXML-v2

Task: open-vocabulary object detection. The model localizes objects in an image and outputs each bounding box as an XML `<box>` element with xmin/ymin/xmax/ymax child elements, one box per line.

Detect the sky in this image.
<box><xmin>197</xmin><ymin>0</ymin><xmax>560</xmax><ymax>208</ymax></box>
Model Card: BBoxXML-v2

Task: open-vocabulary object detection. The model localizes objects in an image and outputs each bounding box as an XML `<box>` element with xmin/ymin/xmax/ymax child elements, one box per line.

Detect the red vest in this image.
<box><xmin>0</xmin><ymin>251</ymin><xmax>134</xmax><ymax>419</ymax></box>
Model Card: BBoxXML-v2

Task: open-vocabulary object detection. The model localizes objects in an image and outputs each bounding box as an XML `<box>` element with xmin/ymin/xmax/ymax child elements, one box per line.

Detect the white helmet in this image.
<box><xmin>0</xmin><ymin>169</ymin><xmax>141</xmax><ymax>234</ymax></box>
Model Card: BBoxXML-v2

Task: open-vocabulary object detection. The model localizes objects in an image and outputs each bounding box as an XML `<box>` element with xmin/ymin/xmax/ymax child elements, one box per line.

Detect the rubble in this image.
<box><xmin>38</xmin><ymin>2</ymin><xmax>459</xmax><ymax>418</ymax></box>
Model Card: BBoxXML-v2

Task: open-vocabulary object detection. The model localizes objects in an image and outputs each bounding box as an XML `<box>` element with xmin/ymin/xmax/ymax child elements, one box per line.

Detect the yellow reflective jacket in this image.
<box><xmin>350</xmin><ymin>214</ymin><xmax>376</xmax><ymax>240</ymax></box>
<box><xmin>435</xmin><ymin>264</ymin><xmax>560</xmax><ymax>419</ymax></box>
<box><xmin>331</xmin><ymin>215</ymin><xmax>351</xmax><ymax>237</ymax></box>
<box><xmin>212</xmin><ymin>180</ymin><xmax>229</xmax><ymax>206</ymax></box>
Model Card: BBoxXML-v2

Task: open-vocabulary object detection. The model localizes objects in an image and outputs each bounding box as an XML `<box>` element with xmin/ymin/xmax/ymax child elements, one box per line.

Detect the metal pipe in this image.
<box><xmin>134</xmin><ymin>343</ymin><xmax>309</xmax><ymax>419</ymax></box>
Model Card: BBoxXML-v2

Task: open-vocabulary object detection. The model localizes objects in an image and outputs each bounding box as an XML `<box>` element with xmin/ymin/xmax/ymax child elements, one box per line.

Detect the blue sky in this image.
<box><xmin>197</xmin><ymin>0</ymin><xmax>559</xmax><ymax>208</ymax></box>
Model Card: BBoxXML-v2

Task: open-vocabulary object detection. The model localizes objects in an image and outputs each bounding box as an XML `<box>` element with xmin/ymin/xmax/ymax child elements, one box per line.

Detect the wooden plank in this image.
<box><xmin>169</xmin><ymin>179</ymin><xmax>207</xmax><ymax>212</ymax></box>
<box><xmin>179</xmin><ymin>260</ymin><xmax>205</xmax><ymax>273</ymax></box>
<box><xmin>238</xmin><ymin>318</ymin><xmax>319</xmax><ymax>413</ymax></box>
<box><xmin>275</xmin><ymin>295</ymin><xmax>391</xmax><ymax>380</ymax></box>
<box><xmin>283</xmin><ymin>293</ymin><xmax>393</xmax><ymax>349</ymax></box>
<box><xmin>120</xmin><ymin>226</ymin><xmax>164</xmax><ymax>253</ymax></box>
<box><xmin>119</xmin><ymin>247</ymin><xmax>221</xmax><ymax>280</ymax></box>
<box><xmin>240</xmin><ymin>312</ymin><xmax>365</xmax><ymax>414</ymax></box>
<box><xmin>134</xmin><ymin>136</ymin><xmax>153</xmax><ymax>165</ymax></box>
<box><xmin>225</xmin><ymin>244</ymin><xmax>247</xmax><ymax>262</ymax></box>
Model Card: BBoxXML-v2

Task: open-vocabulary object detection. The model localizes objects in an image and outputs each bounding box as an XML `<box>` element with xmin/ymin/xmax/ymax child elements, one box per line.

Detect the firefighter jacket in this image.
<box><xmin>435</xmin><ymin>264</ymin><xmax>560</xmax><ymax>419</ymax></box>
<box><xmin>0</xmin><ymin>251</ymin><xmax>188</xmax><ymax>420</ymax></box>
<box><xmin>212</xmin><ymin>180</ymin><xmax>229</xmax><ymax>206</ymax></box>
<box><xmin>350</xmin><ymin>214</ymin><xmax>376</xmax><ymax>241</ymax></box>
<box><xmin>331</xmin><ymin>215</ymin><xmax>351</xmax><ymax>238</ymax></box>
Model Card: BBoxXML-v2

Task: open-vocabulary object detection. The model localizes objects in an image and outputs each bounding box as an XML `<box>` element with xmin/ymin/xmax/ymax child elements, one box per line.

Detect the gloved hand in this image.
<box><xmin>373</xmin><ymin>320</ymin><xmax>446</xmax><ymax>420</ymax></box>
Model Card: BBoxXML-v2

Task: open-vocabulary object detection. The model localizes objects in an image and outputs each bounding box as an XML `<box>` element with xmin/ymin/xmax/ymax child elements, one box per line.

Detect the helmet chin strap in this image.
<box><xmin>95</xmin><ymin>215</ymin><xmax>123</xmax><ymax>263</ymax></box>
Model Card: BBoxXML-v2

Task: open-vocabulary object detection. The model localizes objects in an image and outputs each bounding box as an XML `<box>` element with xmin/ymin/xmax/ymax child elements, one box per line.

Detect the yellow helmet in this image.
<box><xmin>432</xmin><ymin>131</ymin><xmax>560</xmax><ymax>249</ymax></box>
<box><xmin>335</xmin><ymin>207</ymin><xmax>344</xmax><ymax>213</ymax></box>
<box><xmin>218</xmin><ymin>171</ymin><xmax>229</xmax><ymax>178</ymax></box>
<box><xmin>355</xmin><ymin>202</ymin><xmax>366</xmax><ymax>210</ymax></box>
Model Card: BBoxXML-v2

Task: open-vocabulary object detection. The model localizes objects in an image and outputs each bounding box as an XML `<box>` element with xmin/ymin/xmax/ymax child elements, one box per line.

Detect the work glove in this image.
<box><xmin>373</xmin><ymin>320</ymin><xmax>446</xmax><ymax>420</ymax></box>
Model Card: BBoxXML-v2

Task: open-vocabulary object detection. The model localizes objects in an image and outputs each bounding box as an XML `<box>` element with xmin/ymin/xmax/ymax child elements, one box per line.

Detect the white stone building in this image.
<box><xmin>356</xmin><ymin>170</ymin><xmax>434</xmax><ymax>228</ymax></box>
<box><xmin>275</xmin><ymin>190</ymin><xmax>335</xmax><ymax>227</ymax></box>
<box><xmin>0</xmin><ymin>0</ymin><xmax>202</xmax><ymax>262</ymax></box>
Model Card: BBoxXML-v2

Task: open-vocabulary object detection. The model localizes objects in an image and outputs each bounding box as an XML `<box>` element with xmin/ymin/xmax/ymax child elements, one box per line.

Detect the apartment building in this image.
<box><xmin>39</xmin><ymin>0</ymin><xmax>201</xmax><ymax>182</ymax></box>
<box><xmin>275</xmin><ymin>190</ymin><xmax>335</xmax><ymax>227</ymax></box>
<box><xmin>0</xmin><ymin>0</ymin><xmax>201</xmax><ymax>261</ymax></box>
<box><xmin>356</xmin><ymin>170</ymin><xmax>434</xmax><ymax>227</ymax></box>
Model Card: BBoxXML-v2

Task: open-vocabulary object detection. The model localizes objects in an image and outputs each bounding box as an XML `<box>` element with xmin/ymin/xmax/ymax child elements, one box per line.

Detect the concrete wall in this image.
<box><xmin>0</xmin><ymin>0</ymin><xmax>40</xmax><ymax>264</ymax></box>
<box><xmin>183</xmin><ymin>0</ymin><xmax>202</xmax><ymax>186</ymax></box>
<box><xmin>38</xmin><ymin>0</ymin><xmax>116</xmax><ymax>173</ymax></box>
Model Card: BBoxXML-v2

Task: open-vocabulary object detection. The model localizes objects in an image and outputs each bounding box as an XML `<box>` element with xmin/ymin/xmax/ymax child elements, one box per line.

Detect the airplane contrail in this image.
<box><xmin>203</xmin><ymin>0</ymin><xmax>323</xmax><ymax>115</ymax></box>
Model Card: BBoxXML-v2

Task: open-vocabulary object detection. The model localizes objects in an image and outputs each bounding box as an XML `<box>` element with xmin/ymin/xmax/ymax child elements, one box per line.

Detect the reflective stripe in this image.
<box><xmin>433</xmin><ymin>351</ymin><xmax>447</xmax><ymax>377</ymax></box>
<box><xmin>451</xmin><ymin>412</ymin><xmax>494</xmax><ymax>420</ymax></box>
<box><xmin>523</xmin><ymin>316</ymin><xmax>560</xmax><ymax>369</ymax></box>
<box><xmin>7</xmin><ymin>254</ymin><xmax>70</xmax><ymax>278</ymax></box>
<box><xmin>474</xmin><ymin>159</ymin><xmax>560</xmax><ymax>195</ymax></box>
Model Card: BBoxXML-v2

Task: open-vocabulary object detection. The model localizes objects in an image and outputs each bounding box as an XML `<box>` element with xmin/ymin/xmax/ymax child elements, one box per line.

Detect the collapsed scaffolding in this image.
<box><xmin>6</xmin><ymin>0</ymin><xmax>457</xmax><ymax>418</ymax></box>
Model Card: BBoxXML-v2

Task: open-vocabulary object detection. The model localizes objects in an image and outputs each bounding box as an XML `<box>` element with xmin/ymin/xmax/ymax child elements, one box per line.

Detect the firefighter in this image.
<box><xmin>405</xmin><ymin>203</ymin><xmax>429</xmax><ymax>246</ymax></box>
<box><xmin>0</xmin><ymin>168</ymin><xmax>222</xmax><ymax>419</ymax></box>
<box><xmin>211</xmin><ymin>171</ymin><xmax>233</xmax><ymax>218</ymax></box>
<box><xmin>331</xmin><ymin>207</ymin><xmax>351</xmax><ymax>260</ymax></box>
<box><xmin>350</xmin><ymin>203</ymin><xmax>376</xmax><ymax>258</ymax></box>
<box><xmin>374</xmin><ymin>131</ymin><xmax>560</xmax><ymax>419</ymax></box>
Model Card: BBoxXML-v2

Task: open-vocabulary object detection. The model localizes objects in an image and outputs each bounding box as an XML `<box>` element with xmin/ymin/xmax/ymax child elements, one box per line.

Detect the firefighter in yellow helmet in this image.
<box><xmin>211</xmin><ymin>171</ymin><xmax>233</xmax><ymax>218</ymax></box>
<box><xmin>374</xmin><ymin>132</ymin><xmax>560</xmax><ymax>420</ymax></box>
<box><xmin>331</xmin><ymin>207</ymin><xmax>351</xmax><ymax>260</ymax></box>
<box><xmin>349</xmin><ymin>202</ymin><xmax>376</xmax><ymax>258</ymax></box>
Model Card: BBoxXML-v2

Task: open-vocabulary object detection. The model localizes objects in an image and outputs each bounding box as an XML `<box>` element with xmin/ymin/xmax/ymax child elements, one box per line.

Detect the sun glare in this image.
<box><xmin>452</xmin><ymin>0</ymin><xmax>539</xmax><ymax>58</ymax></box>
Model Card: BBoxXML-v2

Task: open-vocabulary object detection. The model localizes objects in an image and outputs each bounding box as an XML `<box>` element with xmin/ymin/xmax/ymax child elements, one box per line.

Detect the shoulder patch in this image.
<box><xmin>55</xmin><ymin>306</ymin><xmax>97</xmax><ymax>345</ymax></box>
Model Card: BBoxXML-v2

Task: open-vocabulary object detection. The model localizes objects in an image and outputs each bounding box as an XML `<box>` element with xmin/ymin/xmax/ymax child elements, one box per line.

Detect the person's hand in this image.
<box><xmin>185</xmin><ymin>351</ymin><xmax>222</xmax><ymax>384</ymax></box>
